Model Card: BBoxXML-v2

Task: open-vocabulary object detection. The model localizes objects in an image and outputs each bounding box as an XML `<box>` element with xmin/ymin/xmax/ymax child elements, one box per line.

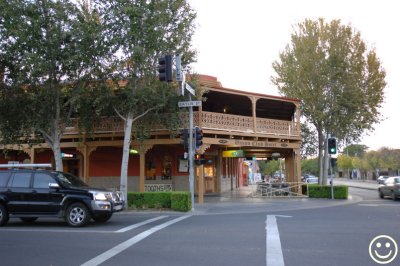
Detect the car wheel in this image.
<box><xmin>65</xmin><ymin>202</ymin><xmax>91</xmax><ymax>227</ymax></box>
<box><xmin>391</xmin><ymin>192</ymin><xmax>397</xmax><ymax>201</ymax></box>
<box><xmin>0</xmin><ymin>204</ymin><xmax>9</xmax><ymax>226</ymax></box>
<box><xmin>379</xmin><ymin>190</ymin><xmax>384</xmax><ymax>199</ymax></box>
<box><xmin>20</xmin><ymin>217</ymin><xmax>38</xmax><ymax>223</ymax></box>
<box><xmin>92</xmin><ymin>213</ymin><xmax>112</xmax><ymax>223</ymax></box>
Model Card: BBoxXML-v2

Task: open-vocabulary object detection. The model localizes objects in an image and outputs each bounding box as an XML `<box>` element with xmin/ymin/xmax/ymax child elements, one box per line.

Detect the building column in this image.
<box><xmin>76</xmin><ymin>145</ymin><xmax>97</xmax><ymax>182</ymax></box>
<box><xmin>23</xmin><ymin>148</ymin><xmax>35</xmax><ymax>163</ymax></box>
<box><xmin>134</xmin><ymin>144</ymin><xmax>153</xmax><ymax>192</ymax></box>
<box><xmin>250</xmin><ymin>96</ymin><xmax>258</xmax><ymax>133</ymax></box>
<box><xmin>196</xmin><ymin>145</ymin><xmax>209</xmax><ymax>204</ymax></box>
<box><xmin>197</xmin><ymin>164</ymin><xmax>204</xmax><ymax>204</ymax></box>
<box><xmin>285</xmin><ymin>155</ymin><xmax>294</xmax><ymax>183</ymax></box>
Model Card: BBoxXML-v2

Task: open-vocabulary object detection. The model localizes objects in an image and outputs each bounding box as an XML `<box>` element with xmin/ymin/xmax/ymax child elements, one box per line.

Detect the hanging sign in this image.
<box><xmin>222</xmin><ymin>150</ymin><xmax>246</xmax><ymax>158</ymax></box>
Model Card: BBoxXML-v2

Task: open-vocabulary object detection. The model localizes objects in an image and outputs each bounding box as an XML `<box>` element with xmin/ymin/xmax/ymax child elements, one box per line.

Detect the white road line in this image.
<box><xmin>115</xmin><ymin>215</ymin><xmax>168</xmax><ymax>233</ymax></box>
<box><xmin>266</xmin><ymin>215</ymin><xmax>291</xmax><ymax>266</ymax></box>
<box><xmin>359</xmin><ymin>203</ymin><xmax>399</xmax><ymax>207</ymax></box>
<box><xmin>81</xmin><ymin>215</ymin><xmax>191</xmax><ymax>266</ymax></box>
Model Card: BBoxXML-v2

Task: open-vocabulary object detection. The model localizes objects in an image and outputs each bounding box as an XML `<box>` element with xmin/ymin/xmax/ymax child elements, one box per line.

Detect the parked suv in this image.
<box><xmin>0</xmin><ymin>165</ymin><xmax>124</xmax><ymax>227</ymax></box>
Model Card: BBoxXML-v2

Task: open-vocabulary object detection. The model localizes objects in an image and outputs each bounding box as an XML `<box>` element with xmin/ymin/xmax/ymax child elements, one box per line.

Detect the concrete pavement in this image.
<box><xmin>191</xmin><ymin>183</ymin><xmax>364</xmax><ymax>215</ymax></box>
<box><xmin>333</xmin><ymin>177</ymin><xmax>378</xmax><ymax>191</ymax></box>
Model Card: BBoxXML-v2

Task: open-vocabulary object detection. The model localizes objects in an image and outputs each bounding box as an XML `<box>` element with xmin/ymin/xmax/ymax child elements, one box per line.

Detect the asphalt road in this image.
<box><xmin>0</xmin><ymin>187</ymin><xmax>399</xmax><ymax>266</ymax></box>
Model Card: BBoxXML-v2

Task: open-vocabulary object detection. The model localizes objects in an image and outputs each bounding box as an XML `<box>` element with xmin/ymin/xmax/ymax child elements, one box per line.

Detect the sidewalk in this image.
<box><xmin>333</xmin><ymin>178</ymin><xmax>378</xmax><ymax>191</ymax></box>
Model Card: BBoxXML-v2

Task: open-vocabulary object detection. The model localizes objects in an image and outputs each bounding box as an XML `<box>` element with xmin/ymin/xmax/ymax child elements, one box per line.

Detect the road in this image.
<box><xmin>0</xmin><ymin>187</ymin><xmax>399</xmax><ymax>266</ymax></box>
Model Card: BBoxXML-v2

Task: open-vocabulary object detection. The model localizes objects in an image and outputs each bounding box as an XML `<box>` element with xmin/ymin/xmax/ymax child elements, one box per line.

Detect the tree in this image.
<box><xmin>343</xmin><ymin>144</ymin><xmax>368</xmax><ymax>157</ymax></box>
<box><xmin>300</xmin><ymin>122</ymin><xmax>318</xmax><ymax>158</ymax></box>
<box><xmin>259</xmin><ymin>160</ymin><xmax>279</xmax><ymax>176</ymax></box>
<box><xmin>0</xmin><ymin>0</ymin><xmax>106</xmax><ymax>170</ymax></box>
<box><xmin>337</xmin><ymin>154</ymin><xmax>353</xmax><ymax>177</ymax></box>
<box><xmin>271</xmin><ymin>18</ymin><xmax>386</xmax><ymax>184</ymax></box>
<box><xmin>99</xmin><ymin>0</ymin><xmax>197</xmax><ymax>200</ymax></box>
<box><xmin>301</xmin><ymin>158</ymin><xmax>319</xmax><ymax>176</ymax></box>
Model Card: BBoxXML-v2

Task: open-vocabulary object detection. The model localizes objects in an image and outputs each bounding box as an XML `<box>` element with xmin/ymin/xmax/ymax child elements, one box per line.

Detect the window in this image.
<box><xmin>0</xmin><ymin>172</ymin><xmax>11</xmax><ymax>187</ymax></box>
<box><xmin>8</xmin><ymin>172</ymin><xmax>32</xmax><ymax>188</ymax></box>
<box><xmin>33</xmin><ymin>173</ymin><xmax>55</xmax><ymax>189</ymax></box>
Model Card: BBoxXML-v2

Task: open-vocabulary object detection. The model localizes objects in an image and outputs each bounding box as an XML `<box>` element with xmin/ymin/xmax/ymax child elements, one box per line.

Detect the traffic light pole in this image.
<box><xmin>176</xmin><ymin>54</ymin><xmax>195</xmax><ymax>211</ymax></box>
<box><xmin>188</xmin><ymin>94</ymin><xmax>195</xmax><ymax>211</ymax></box>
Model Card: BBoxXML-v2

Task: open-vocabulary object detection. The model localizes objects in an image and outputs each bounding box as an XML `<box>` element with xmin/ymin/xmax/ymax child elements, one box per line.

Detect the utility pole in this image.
<box><xmin>176</xmin><ymin>55</ymin><xmax>196</xmax><ymax>211</ymax></box>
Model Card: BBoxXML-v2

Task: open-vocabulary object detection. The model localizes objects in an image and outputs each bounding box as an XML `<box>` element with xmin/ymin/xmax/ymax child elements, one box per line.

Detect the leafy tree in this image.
<box><xmin>99</xmin><ymin>0</ymin><xmax>197</xmax><ymax>199</ymax></box>
<box><xmin>343</xmin><ymin>144</ymin><xmax>368</xmax><ymax>157</ymax></box>
<box><xmin>271</xmin><ymin>18</ymin><xmax>386</xmax><ymax>184</ymax></box>
<box><xmin>300</xmin><ymin>122</ymin><xmax>318</xmax><ymax>158</ymax></box>
<box><xmin>0</xmin><ymin>0</ymin><xmax>106</xmax><ymax>170</ymax></box>
<box><xmin>301</xmin><ymin>158</ymin><xmax>319</xmax><ymax>176</ymax></box>
<box><xmin>259</xmin><ymin>160</ymin><xmax>279</xmax><ymax>176</ymax></box>
<box><xmin>377</xmin><ymin>147</ymin><xmax>400</xmax><ymax>172</ymax></box>
<box><xmin>337</xmin><ymin>154</ymin><xmax>353</xmax><ymax>177</ymax></box>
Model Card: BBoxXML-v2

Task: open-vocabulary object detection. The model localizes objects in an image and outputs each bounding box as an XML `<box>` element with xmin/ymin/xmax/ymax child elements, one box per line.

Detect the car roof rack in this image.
<box><xmin>0</xmin><ymin>163</ymin><xmax>53</xmax><ymax>169</ymax></box>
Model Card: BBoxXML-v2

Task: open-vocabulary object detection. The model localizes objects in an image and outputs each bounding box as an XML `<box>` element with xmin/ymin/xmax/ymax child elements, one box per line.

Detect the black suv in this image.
<box><xmin>0</xmin><ymin>166</ymin><xmax>124</xmax><ymax>227</ymax></box>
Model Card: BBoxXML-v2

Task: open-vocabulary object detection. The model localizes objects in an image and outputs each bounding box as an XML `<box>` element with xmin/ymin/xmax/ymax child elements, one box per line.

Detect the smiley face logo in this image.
<box><xmin>369</xmin><ymin>235</ymin><xmax>398</xmax><ymax>264</ymax></box>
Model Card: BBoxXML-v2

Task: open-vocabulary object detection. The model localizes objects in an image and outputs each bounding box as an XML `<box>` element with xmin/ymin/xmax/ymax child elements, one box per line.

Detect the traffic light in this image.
<box><xmin>194</xmin><ymin>153</ymin><xmax>201</xmax><ymax>165</ymax></box>
<box><xmin>158</xmin><ymin>55</ymin><xmax>173</xmax><ymax>82</ymax></box>
<box><xmin>180</xmin><ymin>128</ymin><xmax>188</xmax><ymax>149</ymax></box>
<box><xmin>195</xmin><ymin>126</ymin><xmax>203</xmax><ymax>150</ymax></box>
<box><xmin>330</xmin><ymin>157</ymin><xmax>337</xmax><ymax>168</ymax></box>
<box><xmin>194</xmin><ymin>154</ymin><xmax>206</xmax><ymax>165</ymax></box>
<box><xmin>328</xmin><ymin>138</ymin><xmax>337</xmax><ymax>154</ymax></box>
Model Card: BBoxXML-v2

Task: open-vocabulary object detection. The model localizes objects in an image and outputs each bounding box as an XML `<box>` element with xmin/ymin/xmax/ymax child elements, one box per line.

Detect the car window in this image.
<box><xmin>394</xmin><ymin>178</ymin><xmax>400</xmax><ymax>184</ymax></box>
<box><xmin>8</xmin><ymin>172</ymin><xmax>32</xmax><ymax>188</ymax></box>
<box><xmin>0</xmin><ymin>172</ymin><xmax>11</xmax><ymax>187</ymax></box>
<box><xmin>33</xmin><ymin>173</ymin><xmax>56</xmax><ymax>189</ymax></box>
<box><xmin>56</xmin><ymin>172</ymin><xmax>87</xmax><ymax>188</ymax></box>
<box><xmin>385</xmin><ymin>178</ymin><xmax>394</xmax><ymax>185</ymax></box>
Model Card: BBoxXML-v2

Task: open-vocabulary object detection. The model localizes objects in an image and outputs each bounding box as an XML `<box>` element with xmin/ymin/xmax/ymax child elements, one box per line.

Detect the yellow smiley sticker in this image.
<box><xmin>369</xmin><ymin>235</ymin><xmax>398</xmax><ymax>264</ymax></box>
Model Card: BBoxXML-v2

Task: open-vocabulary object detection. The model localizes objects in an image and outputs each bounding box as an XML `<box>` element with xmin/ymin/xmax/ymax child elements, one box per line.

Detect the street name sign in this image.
<box><xmin>178</xmin><ymin>101</ymin><xmax>202</xmax><ymax>108</ymax></box>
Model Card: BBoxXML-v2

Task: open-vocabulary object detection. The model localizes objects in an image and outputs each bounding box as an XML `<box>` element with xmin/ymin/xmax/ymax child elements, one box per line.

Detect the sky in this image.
<box><xmin>188</xmin><ymin>0</ymin><xmax>400</xmax><ymax>151</ymax></box>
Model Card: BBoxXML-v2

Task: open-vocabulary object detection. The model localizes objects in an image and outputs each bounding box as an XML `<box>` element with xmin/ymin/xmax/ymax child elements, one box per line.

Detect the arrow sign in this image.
<box><xmin>266</xmin><ymin>215</ymin><xmax>292</xmax><ymax>266</ymax></box>
<box><xmin>178</xmin><ymin>101</ymin><xmax>202</xmax><ymax>108</ymax></box>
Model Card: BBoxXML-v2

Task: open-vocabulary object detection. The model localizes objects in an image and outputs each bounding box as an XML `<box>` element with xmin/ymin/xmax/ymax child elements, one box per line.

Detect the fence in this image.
<box><xmin>252</xmin><ymin>182</ymin><xmax>305</xmax><ymax>197</ymax></box>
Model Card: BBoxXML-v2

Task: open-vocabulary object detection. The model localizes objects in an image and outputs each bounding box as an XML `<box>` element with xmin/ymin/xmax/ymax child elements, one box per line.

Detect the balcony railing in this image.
<box><xmin>64</xmin><ymin>111</ymin><xmax>300</xmax><ymax>137</ymax></box>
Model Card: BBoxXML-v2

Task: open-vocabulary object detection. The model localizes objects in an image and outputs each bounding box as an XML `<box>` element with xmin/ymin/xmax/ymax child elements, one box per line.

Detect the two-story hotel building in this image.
<box><xmin>0</xmin><ymin>75</ymin><xmax>302</xmax><ymax>201</ymax></box>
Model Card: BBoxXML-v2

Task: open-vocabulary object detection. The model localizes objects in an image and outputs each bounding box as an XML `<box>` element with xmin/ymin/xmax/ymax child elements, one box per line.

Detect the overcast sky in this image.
<box><xmin>188</xmin><ymin>0</ymin><xmax>400</xmax><ymax>151</ymax></box>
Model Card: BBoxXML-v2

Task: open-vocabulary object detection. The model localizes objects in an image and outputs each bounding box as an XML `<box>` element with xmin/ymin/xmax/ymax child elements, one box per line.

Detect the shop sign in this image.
<box><xmin>61</xmin><ymin>153</ymin><xmax>76</xmax><ymax>159</ymax></box>
<box><xmin>145</xmin><ymin>184</ymin><xmax>173</xmax><ymax>192</ymax></box>
<box><xmin>222</xmin><ymin>150</ymin><xmax>246</xmax><ymax>158</ymax></box>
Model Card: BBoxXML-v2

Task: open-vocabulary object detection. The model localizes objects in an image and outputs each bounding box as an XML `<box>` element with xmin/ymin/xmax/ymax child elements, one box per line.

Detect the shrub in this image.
<box><xmin>127</xmin><ymin>191</ymin><xmax>191</xmax><ymax>212</ymax></box>
<box><xmin>305</xmin><ymin>184</ymin><xmax>348</xmax><ymax>199</ymax></box>
<box><xmin>171</xmin><ymin>192</ymin><xmax>191</xmax><ymax>212</ymax></box>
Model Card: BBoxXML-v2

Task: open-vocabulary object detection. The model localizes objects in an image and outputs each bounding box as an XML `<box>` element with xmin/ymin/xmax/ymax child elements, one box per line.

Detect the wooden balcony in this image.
<box><xmin>64</xmin><ymin>111</ymin><xmax>300</xmax><ymax>139</ymax></box>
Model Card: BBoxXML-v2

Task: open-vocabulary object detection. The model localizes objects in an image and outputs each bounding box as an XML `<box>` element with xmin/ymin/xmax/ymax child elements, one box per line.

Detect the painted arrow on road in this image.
<box><xmin>266</xmin><ymin>215</ymin><xmax>292</xmax><ymax>266</ymax></box>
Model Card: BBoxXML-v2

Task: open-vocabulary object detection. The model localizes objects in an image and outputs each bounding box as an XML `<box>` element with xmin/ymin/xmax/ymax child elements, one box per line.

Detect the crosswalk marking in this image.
<box><xmin>81</xmin><ymin>215</ymin><xmax>191</xmax><ymax>266</ymax></box>
<box><xmin>115</xmin><ymin>215</ymin><xmax>168</xmax><ymax>233</ymax></box>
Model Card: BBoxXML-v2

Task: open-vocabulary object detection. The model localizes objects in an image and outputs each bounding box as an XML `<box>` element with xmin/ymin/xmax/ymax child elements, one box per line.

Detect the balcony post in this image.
<box><xmin>251</xmin><ymin>97</ymin><xmax>258</xmax><ymax>133</ymax></box>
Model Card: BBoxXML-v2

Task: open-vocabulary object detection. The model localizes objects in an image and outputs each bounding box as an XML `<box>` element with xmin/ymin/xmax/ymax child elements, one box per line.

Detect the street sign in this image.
<box><xmin>178</xmin><ymin>101</ymin><xmax>202</xmax><ymax>108</ymax></box>
<box><xmin>185</xmin><ymin>83</ymin><xmax>195</xmax><ymax>95</ymax></box>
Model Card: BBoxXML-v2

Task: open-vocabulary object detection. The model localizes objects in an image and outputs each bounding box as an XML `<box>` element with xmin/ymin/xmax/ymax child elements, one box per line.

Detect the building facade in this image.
<box><xmin>0</xmin><ymin>75</ymin><xmax>302</xmax><ymax>201</ymax></box>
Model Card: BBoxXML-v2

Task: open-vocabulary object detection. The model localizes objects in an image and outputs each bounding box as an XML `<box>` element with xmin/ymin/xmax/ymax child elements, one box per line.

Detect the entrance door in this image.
<box><xmin>203</xmin><ymin>162</ymin><xmax>216</xmax><ymax>193</ymax></box>
<box><xmin>63</xmin><ymin>159</ymin><xmax>80</xmax><ymax>177</ymax></box>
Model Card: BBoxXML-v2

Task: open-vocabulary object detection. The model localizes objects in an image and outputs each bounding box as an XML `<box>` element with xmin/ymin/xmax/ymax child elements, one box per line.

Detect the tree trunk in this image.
<box><xmin>322</xmin><ymin>137</ymin><xmax>329</xmax><ymax>185</ymax></box>
<box><xmin>52</xmin><ymin>137</ymin><xmax>63</xmax><ymax>171</ymax></box>
<box><xmin>318</xmin><ymin>129</ymin><xmax>324</xmax><ymax>185</ymax></box>
<box><xmin>120</xmin><ymin>112</ymin><xmax>133</xmax><ymax>204</ymax></box>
